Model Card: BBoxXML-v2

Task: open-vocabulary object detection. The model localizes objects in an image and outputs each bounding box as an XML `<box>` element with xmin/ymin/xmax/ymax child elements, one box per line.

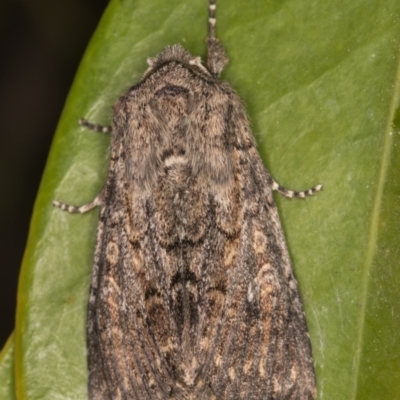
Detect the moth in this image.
<box><xmin>54</xmin><ymin>0</ymin><xmax>320</xmax><ymax>398</ymax></box>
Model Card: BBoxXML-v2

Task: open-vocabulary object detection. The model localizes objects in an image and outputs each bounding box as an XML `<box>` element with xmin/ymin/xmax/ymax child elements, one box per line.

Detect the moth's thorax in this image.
<box><xmin>112</xmin><ymin>57</ymin><xmax>253</xmax><ymax>200</ymax></box>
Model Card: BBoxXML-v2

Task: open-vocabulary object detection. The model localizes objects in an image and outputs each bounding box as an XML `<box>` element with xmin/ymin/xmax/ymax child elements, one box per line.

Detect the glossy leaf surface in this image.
<box><xmin>0</xmin><ymin>335</ymin><xmax>16</xmax><ymax>400</ymax></box>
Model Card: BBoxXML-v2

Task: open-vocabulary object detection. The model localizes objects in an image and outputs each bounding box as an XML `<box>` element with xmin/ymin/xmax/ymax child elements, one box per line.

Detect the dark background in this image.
<box><xmin>0</xmin><ymin>0</ymin><xmax>109</xmax><ymax>350</ymax></box>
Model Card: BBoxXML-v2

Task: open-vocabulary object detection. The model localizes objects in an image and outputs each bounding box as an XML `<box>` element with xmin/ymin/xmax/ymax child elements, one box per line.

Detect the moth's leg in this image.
<box><xmin>272</xmin><ymin>179</ymin><xmax>323</xmax><ymax>199</ymax></box>
<box><xmin>79</xmin><ymin>118</ymin><xmax>112</xmax><ymax>134</ymax></box>
<box><xmin>53</xmin><ymin>194</ymin><xmax>103</xmax><ymax>213</ymax></box>
<box><xmin>52</xmin><ymin>119</ymin><xmax>109</xmax><ymax>213</ymax></box>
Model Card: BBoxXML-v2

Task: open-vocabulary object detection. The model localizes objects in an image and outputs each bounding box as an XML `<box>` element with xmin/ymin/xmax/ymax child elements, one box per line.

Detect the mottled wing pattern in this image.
<box><xmin>199</xmin><ymin>145</ymin><xmax>317</xmax><ymax>400</ymax></box>
<box><xmin>87</xmin><ymin>48</ymin><xmax>316</xmax><ymax>400</ymax></box>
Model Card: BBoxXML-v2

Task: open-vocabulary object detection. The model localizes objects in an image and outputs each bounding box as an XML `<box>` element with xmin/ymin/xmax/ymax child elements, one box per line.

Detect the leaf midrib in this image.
<box><xmin>350</xmin><ymin>42</ymin><xmax>400</xmax><ymax>400</ymax></box>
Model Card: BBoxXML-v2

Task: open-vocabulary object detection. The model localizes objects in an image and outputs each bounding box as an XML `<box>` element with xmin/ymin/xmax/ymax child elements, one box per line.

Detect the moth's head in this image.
<box><xmin>142</xmin><ymin>44</ymin><xmax>211</xmax><ymax>79</ymax></box>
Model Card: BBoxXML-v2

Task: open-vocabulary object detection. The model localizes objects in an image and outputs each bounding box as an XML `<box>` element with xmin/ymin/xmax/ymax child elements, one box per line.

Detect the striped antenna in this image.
<box><xmin>206</xmin><ymin>0</ymin><xmax>229</xmax><ymax>76</ymax></box>
<box><xmin>208</xmin><ymin>0</ymin><xmax>217</xmax><ymax>40</ymax></box>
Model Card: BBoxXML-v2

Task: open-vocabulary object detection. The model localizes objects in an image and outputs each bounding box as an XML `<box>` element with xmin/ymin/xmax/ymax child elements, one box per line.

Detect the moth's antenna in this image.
<box><xmin>206</xmin><ymin>0</ymin><xmax>228</xmax><ymax>77</ymax></box>
<box><xmin>208</xmin><ymin>0</ymin><xmax>217</xmax><ymax>40</ymax></box>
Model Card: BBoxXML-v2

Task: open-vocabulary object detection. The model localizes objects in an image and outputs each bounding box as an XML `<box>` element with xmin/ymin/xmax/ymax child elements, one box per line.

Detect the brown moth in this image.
<box><xmin>54</xmin><ymin>0</ymin><xmax>320</xmax><ymax>398</ymax></box>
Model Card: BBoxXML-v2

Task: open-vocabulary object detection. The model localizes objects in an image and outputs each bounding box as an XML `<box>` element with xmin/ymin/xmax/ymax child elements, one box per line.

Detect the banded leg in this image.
<box><xmin>53</xmin><ymin>193</ymin><xmax>103</xmax><ymax>214</ymax></box>
<box><xmin>272</xmin><ymin>180</ymin><xmax>323</xmax><ymax>199</ymax></box>
<box><xmin>79</xmin><ymin>118</ymin><xmax>112</xmax><ymax>133</ymax></box>
<box><xmin>52</xmin><ymin>118</ymin><xmax>108</xmax><ymax>213</ymax></box>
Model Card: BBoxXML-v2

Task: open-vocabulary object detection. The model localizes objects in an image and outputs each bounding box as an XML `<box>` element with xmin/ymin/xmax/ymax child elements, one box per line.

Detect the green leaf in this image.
<box><xmin>0</xmin><ymin>334</ymin><xmax>16</xmax><ymax>400</ymax></box>
<box><xmin>14</xmin><ymin>0</ymin><xmax>400</xmax><ymax>399</ymax></box>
